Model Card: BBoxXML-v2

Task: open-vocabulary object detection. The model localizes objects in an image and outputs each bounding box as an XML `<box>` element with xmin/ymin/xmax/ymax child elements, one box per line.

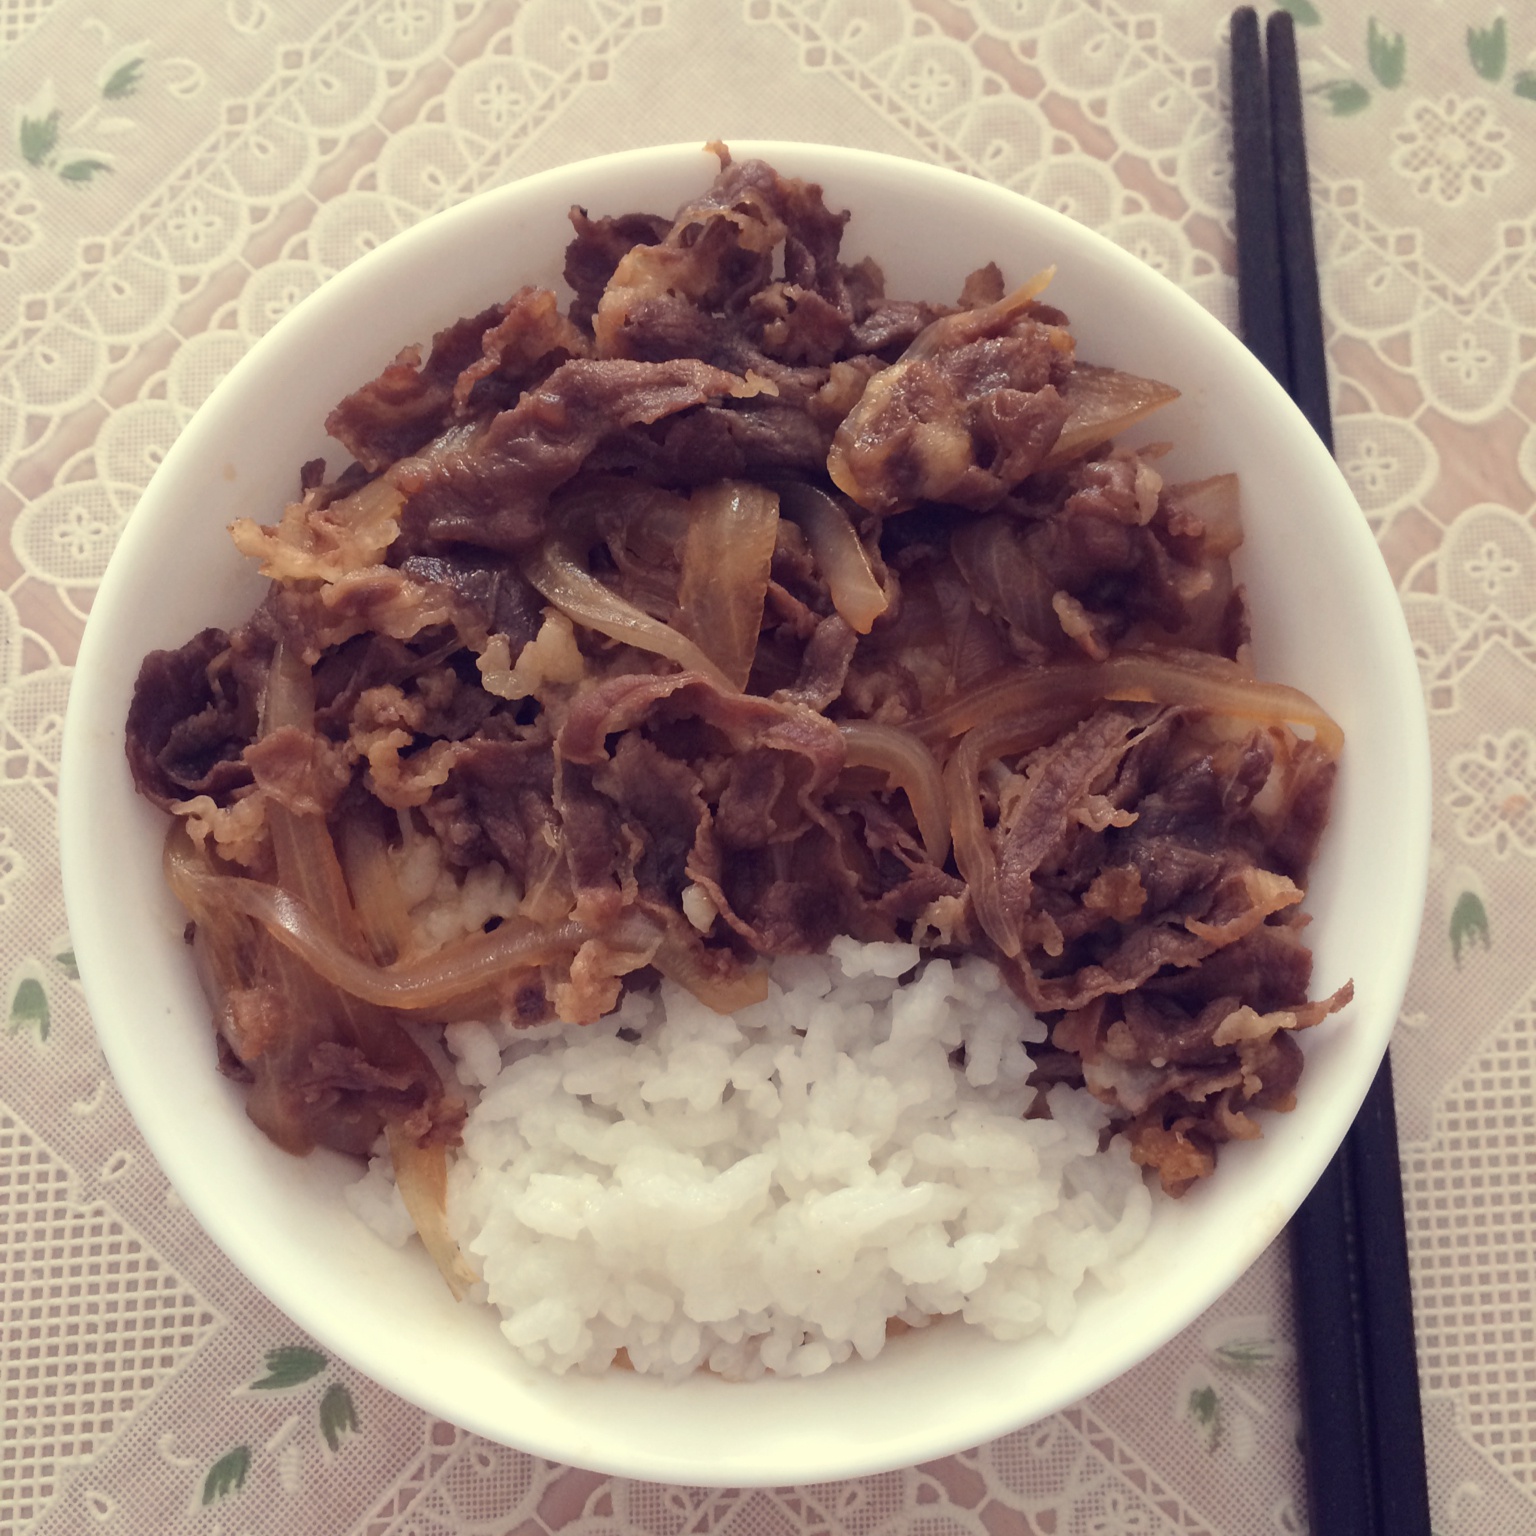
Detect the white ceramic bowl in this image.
<box><xmin>60</xmin><ymin>142</ymin><xmax>1429</xmax><ymax>1485</ymax></box>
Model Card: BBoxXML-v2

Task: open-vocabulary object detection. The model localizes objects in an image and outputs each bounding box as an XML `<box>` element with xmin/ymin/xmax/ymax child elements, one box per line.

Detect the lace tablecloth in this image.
<box><xmin>4</xmin><ymin>2</ymin><xmax>1532</xmax><ymax>1532</ymax></box>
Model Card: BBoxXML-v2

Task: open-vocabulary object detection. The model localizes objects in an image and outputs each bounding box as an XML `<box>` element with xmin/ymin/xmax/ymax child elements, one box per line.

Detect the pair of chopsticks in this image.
<box><xmin>1228</xmin><ymin>11</ymin><xmax>1431</xmax><ymax>1536</ymax></box>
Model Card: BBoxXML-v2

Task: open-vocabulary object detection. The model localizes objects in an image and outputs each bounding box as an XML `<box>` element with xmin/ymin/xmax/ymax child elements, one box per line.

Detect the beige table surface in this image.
<box><xmin>3</xmin><ymin>2</ymin><xmax>1533</xmax><ymax>1532</ymax></box>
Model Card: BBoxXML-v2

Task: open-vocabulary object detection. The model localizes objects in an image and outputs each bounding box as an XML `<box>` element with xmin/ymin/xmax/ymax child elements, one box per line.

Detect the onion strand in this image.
<box><xmin>778</xmin><ymin>481</ymin><xmax>890</xmax><ymax>634</ymax></box>
<box><xmin>526</xmin><ymin>520</ymin><xmax>735</xmax><ymax>692</ymax></box>
<box><xmin>912</xmin><ymin>651</ymin><xmax>1342</xmax><ymax>757</ymax></box>
<box><xmin>838</xmin><ymin>721</ymin><xmax>951</xmax><ymax>867</ymax></box>
<box><xmin>167</xmin><ymin>835</ymin><xmax>588</xmax><ymax>1011</ymax></box>
<box><xmin>675</xmin><ymin>481</ymin><xmax>780</xmax><ymax>689</ymax></box>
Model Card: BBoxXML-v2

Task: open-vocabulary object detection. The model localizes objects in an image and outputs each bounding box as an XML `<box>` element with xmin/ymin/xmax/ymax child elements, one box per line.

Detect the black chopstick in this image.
<box><xmin>1228</xmin><ymin>12</ymin><xmax>1432</xmax><ymax>1536</ymax></box>
<box><xmin>1229</xmin><ymin>7</ymin><xmax>1288</xmax><ymax>387</ymax></box>
<box><xmin>1263</xmin><ymin>13</ymin><xmax>1332</xmax><ymax>451</ymax></box>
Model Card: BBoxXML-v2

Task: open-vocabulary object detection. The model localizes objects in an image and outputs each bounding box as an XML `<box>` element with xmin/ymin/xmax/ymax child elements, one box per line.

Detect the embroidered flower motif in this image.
<box><xmin>52</xmin><ymin>498</ymin><xmax>118</xmax><ymax>563</ymax></box>
<box><xmin>377</xmin><ymin>0</ymin><xmax>431</xmax><ymax>44</ymax></box>
<box><xmin>1447</xmin><ymin>730</ymin><xmax>1536</xmax><ymax>857</ymax></box>
<box><xmin>167</xmin><ymin>196</ymin><xmax>225</xmax><ymax>252</ymax></box>
<box><xmin>1342</xmin><ymin>436</ymin><xmax>1399</xmax><ymax>497</ymax></box>
<box><xmin>0</xmin><ymin>174</ymin><xmax>41</xmax><ymax>264</ymax></box>
<box><xmin>1463</xmin><ymin>539</ymin><xmax>1519</xmax><ymax>599</ymax></box>
<box><xmin>1438</xmin><ymin>330</ymin><xmax>1496</xmax><ymax>390</ymax></box>
<box><xmin>1391</xmin><ymin>96</ymin><xmax>1510</xmax><ymax>205</ymax></box>
<box><xmin>258</xmin><ymin>281</ymin><xmax>308</xmax><ymax>330</ymax></box>
<box><xmin>1085</xmin><ymin>1487</ymin><xmax>1158</xmax><ymax>1534</ymax></box>
<box><xmin>472</xmin><ymin>76</ymin><xmax>523</xmax><ymax>131</ymax></box>
<box><xmin>902</xmin><ymin>55</ymin><xmax>961</xmax><ymax>115</ymax></box>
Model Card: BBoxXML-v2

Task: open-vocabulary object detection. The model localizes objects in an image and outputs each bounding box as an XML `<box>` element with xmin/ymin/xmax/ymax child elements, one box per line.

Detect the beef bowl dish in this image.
<box><xmin>60</xmin><ymin>141</ymin><xmax>1428</xmax><ymax>1485</ymax></box>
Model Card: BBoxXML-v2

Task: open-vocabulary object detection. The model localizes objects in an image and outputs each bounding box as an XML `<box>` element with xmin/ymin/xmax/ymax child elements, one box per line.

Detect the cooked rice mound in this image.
<box><xmin>349</xmin><ymin>938</ymin><xmax>1151</xmax><ymax>1379</ymax></box>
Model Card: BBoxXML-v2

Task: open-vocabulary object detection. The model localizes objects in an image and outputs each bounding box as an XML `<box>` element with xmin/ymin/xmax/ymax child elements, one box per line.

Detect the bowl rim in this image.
<box><xmin>59</xmin><ymin>138</ymin><xmax>1431</xmax><ymax>1484</ymax></box>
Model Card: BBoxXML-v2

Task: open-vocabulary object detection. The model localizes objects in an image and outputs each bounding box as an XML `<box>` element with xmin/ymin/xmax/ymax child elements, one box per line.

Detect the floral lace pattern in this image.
<box><xmin>1390</xmin><ymin>95</ymin><xmax>1511</xmax><ymax>206</ymax></box>
<box><xmin>3</xmin><ymin>2</ymin><xmax>1532</xmax><ymax>1534</ymax></box>
<box><xmin>1446</xmin><ymin>732</ymin><xmax>1536</xmax><ymax>858</ymax></box>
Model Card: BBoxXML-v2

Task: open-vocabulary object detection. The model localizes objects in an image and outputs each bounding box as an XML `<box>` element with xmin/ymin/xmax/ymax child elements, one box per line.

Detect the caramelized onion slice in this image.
<box><xmin>839</xmin><ymin>721</ymin><xmax>951</xmax><ymax>867</ymax></box>
<box><xmin>1042</xmin><ymin>364</ymin><xmax>1181</xmax><ymax>468</ymax></box>
<box><xmin>387</xmin><ymin>1124</ymin><xmax>478</xmax><ymax>1300</ymax></box>
<box><xmin>913</xmin><ymin>651</ymin><xmax>1343</xmax><ymax>758</ymax></box>
<box><xmin>526</xmin><ymin>519</ymin><xmax>735</xmax><ymax>692</ymax></box>
<box><xmin>778</xmin><ymin>482</ymin><xmax>889</xmax><ymax>635</ymax></box>
<box><xmin>651</xmin><ymin>914</ymin><xmax>769</xmax><ymax>1013</ymax></box>
<box><xmin>1164</xmin><ymin>473</ymin><xmax>1243</xmax><ymax>557</ymax></box>
<box><xmin>338</xmin><ymin>811</ymin><xmax>415</xmax><ymax>966</ymax></box>
<box><xmin>675</xmin><ymin>481</ymin><xmax>780</xmax><ymax>690</ymax></box>
<box><xmin>902</xmin><ymin>269</ymin><xmax>1057</xmax><ymax>361</ymax></box>
<box><xmin>943</xmin><ymin>710</ymin><xmax>1091</xmax><ymax>958</ymax></box>
<box><xmin>167</xmin><ymin>837</ymin><xmax>588</xmax><ymax>1011</ymax></box>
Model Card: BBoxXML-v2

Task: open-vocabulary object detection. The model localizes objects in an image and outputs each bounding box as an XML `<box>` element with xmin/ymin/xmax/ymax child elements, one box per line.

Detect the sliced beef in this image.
<box><xmin>326</xmin><ymin>305</ymin><xmax>502</xmax><ymax>473</ymax></box>
<box><xmin>126</xmin><ymin>627</ymin><xmax>271</xmax><ymax>808</ymax></box>
<box><xmin>565</xmin><ymin>207</ymin><xmax>674</xmax><ymax>331</ymax></box>
<box><xmin>395</xmin><ymin>551</ymin><xmax>544</xmax><ymax>652</ymax></box>
<box><xmin>390</xmin><ymin>357</ymin><xmax>745</xmax><ymax>553</ymax></box>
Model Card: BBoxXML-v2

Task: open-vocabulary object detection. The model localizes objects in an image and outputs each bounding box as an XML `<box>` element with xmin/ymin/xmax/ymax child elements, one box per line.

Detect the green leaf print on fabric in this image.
<box><xmin>53</xmin><ymin>949</ymin><xmax>78</xmax><ymax>979</ymax></box>
<box><xmin>319</xmin><ymin>1382</ymin><xmax>359</xmax><ymax>1452</ymax></box>
<box><xmin>1214</xmin><ymin>1337</ymin><xmax>1280</xmax><ymax>1371</ymax></box>
<box><xmin>1277</xmin><ymin>0</ymin><xmax>1322</xmax><ymax>25</ymax></box>
<box><xmin>1367</xmin><ymin>18</ymin><xmax>1405</xmax><ymax>88</ymax></box>
<box><xmin>1188</xmin><ymin>1385</ymin><xmax>1223</xmax><ymax>1450</ymax></box>
<box><xmin>58</xmin><ymin>159</ymin><xmax>111</xmax><ymax>184</ymax></box>
<box><xmin>1450</xmin><ymin>890</ymin><xmax>1491</xmax><ymax>965</ymax></box>
<box><xmin>101</xmin><ymin>58</ymin><xmax>145</xmax><ymax>100</ymax></box>
<box><xmin>202</xmin><ymin>1447</ymin><xmax>250</xmax><ymax>1504</ymax></box>
<box><xmin>1467</xmin><ymin>17</ymin><xmax>1507</xmax><ymax>81</ymax></box>
<box><xmin>1514</xmin><ymin>69</ymin><xmax>1536</xmax><ymax>100</ymax></box>
<box><xmin>19</xmin><ymin>110</ymin><xmax>60</xmax><ymax>167</ymax></box>
<box><xmin>251</xmin><ymin>1346</ymin><xmax>327</xmax><ymax>1389</ymax></box>
<box><xmin>1313</xmin><ymin>79</ymin><xmax>1372</xmax><ymax>115</ymax></box>
<box><xmin>9</xmin><ymin>978</ymin><xmax>49</xmax><ymax>1040</ymax></box>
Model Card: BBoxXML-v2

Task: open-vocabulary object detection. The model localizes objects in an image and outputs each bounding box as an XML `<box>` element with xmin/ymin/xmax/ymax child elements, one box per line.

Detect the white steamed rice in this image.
<box><xmin>346</xmin><ymin>936</ymin><xmax>1153</xmax><ymax>1380</ymax></box>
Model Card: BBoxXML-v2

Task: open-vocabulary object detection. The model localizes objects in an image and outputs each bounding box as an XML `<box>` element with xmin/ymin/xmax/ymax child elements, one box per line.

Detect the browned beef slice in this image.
<box><xmin>1118</xmin><ymin>990</ymin><xmax>1247</xmax><ymax>1067</ymax></box>
<box><xmin>557</xmin><ymin>670</ymin><xmax>845</xmax><ymax>784</ymax></box>
<box><xmin>554</xmin><ymin>760</ymin><xmax>627</xmax><ymax>926</ymax></box>
<box><xmin>262</xmin><ymin>1039</ymin><xmax>462</xmax><ymax>1157</ymax></box>
<box><xmin>591</xmin><ymin>733</ymin><xmax>708</xmax><ymax>903</ymax></box>
<box><xmin>395</xmin><ymin>551</ymin><xmax>544</xmax><ymax>652</ymax></box>
<box><xmin>1022</xmin><ymin>922</ymin><xmax>1214</xmax><ymax>1013</ymax></box>
<box><xmin>451</xmin><ymin>287</ymin><xmax>589</xmax><ymax>415</ymax></box>
<box><xmin>995</xmin><ymin>708</ymin><xmax>1154</xmax><ymax>925</ymax></box>
<box><xmin>565</xmin><ymin>207</ymin><xmax>674</xmax><ymax>331</ymax></box>
<box><xmin>430</xmin><ymin>737</ymin><xmax>556</xmax><ymax>875</ymax></box>
<box><xmin>326</xmin><ymin>305</ymin><xmax>502</xmax><ymax>473</ymax></box>
<box><xmin>589</xmin><ymin>401</ymin><xmax>833</xmax><ymax>486</ymax></box>
<box><xmin>126</xmin><ymin>628</ymin><xmax>265</xmax><ymax>807</ymax></box>
<box><xmin>1146</xmin><ymin>920</ymin><xmax>1315</xmax><ymax>1014</ymax></box>
<box><xmin>1115</xmin><ymin>736</ymin><xmax>1275</xmax><ymax>910</ymax></box>
<box><xmin>953</xmin><ymin>498</ymin><xmax>1213</xmax><ymax>657</ymax></box>
<box><xmin>749</xmin><ymin>284</ymin><xmax>851</xmax><ymax>367</ymax></box>
<box><xmin>593</xmin><ymin>156</ymin><xmax>856</xmax><ymax>365</ymax></box>
<box><xmin>848</xmin><ymin>299</ymin><xmax>948</xmax><ymax>357</ymax></box>
<box><xmin>776</xmin><ymin>613</ymin><xmax>858</xmax><ymax>711</ymax></box>
<box><xmin>833</xmin><ymin>318</ymin><xmax>1074</xmax><ymax>515</ymax></box>
<box><xmin>673</xmin><ymin>155</ymin><xmax>850</xmax><ymax>315</ymax></box>
<box><xmin>1268</xmin><ymin>742</ymin><xmax>1337</xmax><ymax>880</ymax></box>
<box><xmin>698</xmin><ymin>825</ymin><xmax>856</xmax><ymax>954</ymax></box>
<box><xmin>390</xmin><ymin>357</ymin><xmax>743</xmax><ymax>553</ymax></box>
<box><xmin>598</xmin><ymin>295</ymin><xmax>735</xmax><ymax>368</ymax></box>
